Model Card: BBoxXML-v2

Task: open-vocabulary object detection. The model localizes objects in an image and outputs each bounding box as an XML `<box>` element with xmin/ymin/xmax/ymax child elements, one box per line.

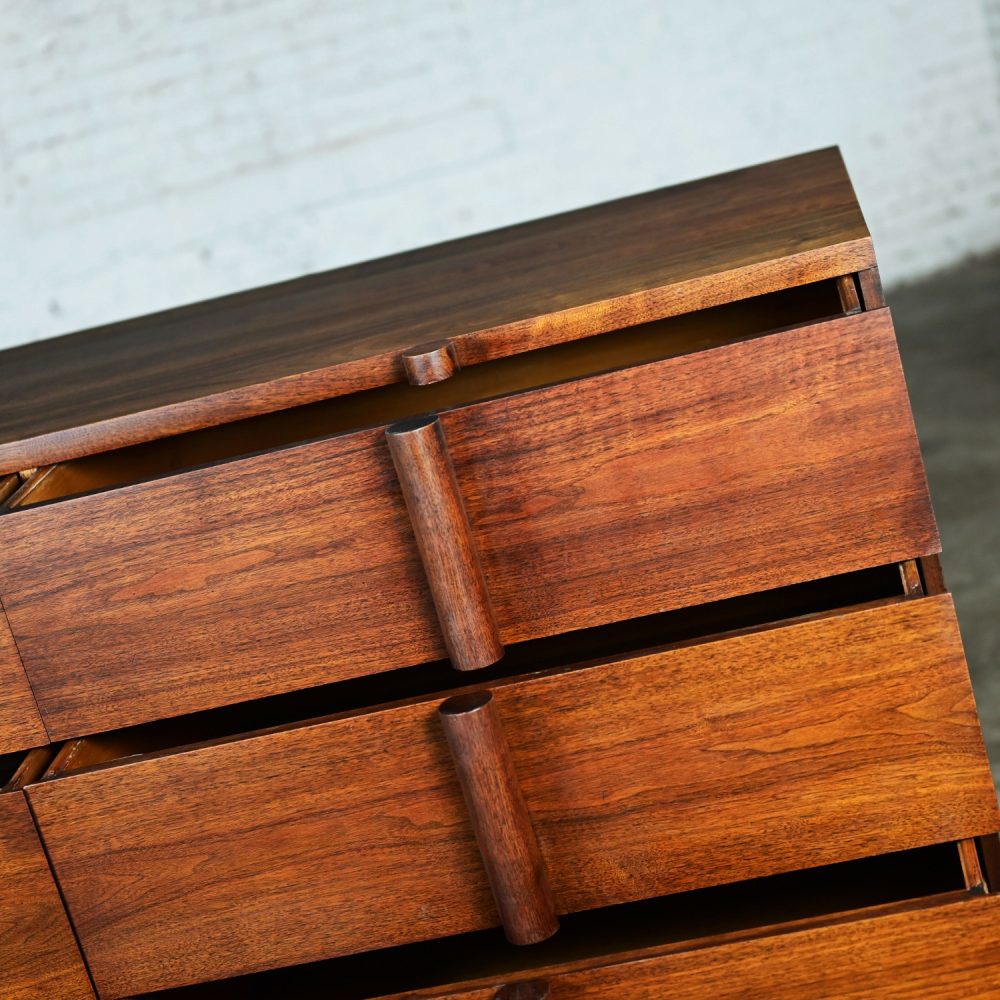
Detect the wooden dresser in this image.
<box><xmin>1</xmin><ymin>147</ymin><xmax>998</xmax><ymax>999</ymax></box>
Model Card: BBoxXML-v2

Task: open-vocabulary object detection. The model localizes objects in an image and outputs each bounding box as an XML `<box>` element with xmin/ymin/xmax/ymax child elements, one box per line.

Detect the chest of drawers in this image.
<box><xmin>1</xmin><ymin>147</ymin><xmax>997</xmax><ymax>999</ymax></box>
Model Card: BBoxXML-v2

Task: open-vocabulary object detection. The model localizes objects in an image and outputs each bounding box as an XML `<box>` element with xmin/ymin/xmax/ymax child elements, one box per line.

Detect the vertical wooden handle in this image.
<box><xmin>401</xmin><ymin>340</ymin><xmax>460</xmax><ymax>385</ymax></box>
<box><xmin>439</xmin><ymin>691</ymin><xmax>559</xmax><ymax>945</ymax></box>
<box><xmin>387</xmin><ymin>416</ymin><xmax>504</xmax><ymax>671</ymax></box>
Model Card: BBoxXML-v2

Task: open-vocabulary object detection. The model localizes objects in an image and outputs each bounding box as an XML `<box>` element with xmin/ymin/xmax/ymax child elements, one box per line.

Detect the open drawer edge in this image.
<box><xmin>378</xmin><ymin>893</ymin><xmax>1000</xmax><ymax>1000</ymax></box>
<box><xmin>0</xmin><ymin>277</ymin><xmax>857</xmax><ymax>502</ymax></box>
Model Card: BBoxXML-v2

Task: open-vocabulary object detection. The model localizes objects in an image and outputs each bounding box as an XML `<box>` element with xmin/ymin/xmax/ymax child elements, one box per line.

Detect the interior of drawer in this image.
<box><xmin>131</xmin><ymin>844</ymin><xmax>967</xmax><ymax>999</ymax></box>
<box><xmin>4</xmin><ymin>277</ymin><xmax>848</xmax><ymax>508</ymax></box>
<box><xmin>0</xmin><ymin>746</ymin><xmax>54</xmax><ymax>792</ymax></box>
<box><xmin>42</xmin><ymin>560</ymin><xmax>910</xmax><ymax>779</ymax></box>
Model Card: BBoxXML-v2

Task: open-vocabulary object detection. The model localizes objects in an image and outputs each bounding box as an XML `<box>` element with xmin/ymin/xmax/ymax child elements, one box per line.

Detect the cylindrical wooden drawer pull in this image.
<box><xmin>494</xmin><ymin>981</ymin><xmax>551</xmax><ymax>1000</ymax></box>
<box><xmin>401</xmin><ymin>340</ymin><xmax>460</xmax><ymax>385</ymax></box>
<box><xmin>439</xmin><ymin>690</ymin><xmax>559</xmax><ymax>946</ymax></box>
<box><xmin>387</xmin><ymin>416</ymin><xmax>504</xmax><ymax>671</ymax></box>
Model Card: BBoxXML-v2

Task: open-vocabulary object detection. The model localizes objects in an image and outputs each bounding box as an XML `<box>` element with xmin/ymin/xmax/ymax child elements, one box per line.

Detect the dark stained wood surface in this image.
<box><xmin>0</xmin><ymin>279</ymin><xmax>855</xmax><ymax>509</ymax></box>
<box><xmin>0</xmin><ymin>601</ymin><xmax>47</xmax><ymax>754</ymax></box>
<box><xmin>0</xmin><ymin>309</ymin><xmax>937</xmax><ymax>738</ymax></box>
<box><xmin>446</xmin><ymin>309</ymin><xmax>936</xmax><ymax>644</ymax></box>
<box><xmin>439</xmin><ymin>691</ymin><xmax>558</xmax><ymax>945</ymax></box>
<box><xmin>27</xmin><ymin>596</ymin><xmax>998</xmax><ymax>997</ymax></box>
<box><xmin>0</xmin><ymin>148</ymin><xmax>873</xmax><ymax>473</ymax></box>
<box><xmin>380</xmin><ymin>894</ymin><xmax>1000</xmax><ymax>1000</ymax></box>
<box><xmin>0</xmin><ymin>791</ymin><xmax>94</xmax><ymax>999</ymax></box>
<box><xmin>0</xmin><ymin>426</ymin><xmax>443</xmax><ymax>738</ymax></box>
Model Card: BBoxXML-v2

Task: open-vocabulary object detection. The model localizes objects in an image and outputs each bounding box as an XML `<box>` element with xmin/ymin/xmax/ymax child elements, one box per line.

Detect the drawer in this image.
<box><xmin>378</xmin><ymin>894</ymin><xmax>1000</xmax><ymax>1000</ymax></box>
<box><xmin>0</xmin><ymin>750</ymin><xmax>94</xmax><ymax>1000</ymax></box>
<box><xmin>26</xmin><ymin>595</ymin><xmax>997</xmax><ymax>997</ymax></box>
<box><xmin>0</xmin><ymin>308</ymin><xmax>937</xmax><ymax>738</ymax></box>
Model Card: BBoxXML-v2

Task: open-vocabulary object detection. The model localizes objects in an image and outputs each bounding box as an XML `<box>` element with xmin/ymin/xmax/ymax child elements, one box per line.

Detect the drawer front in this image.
<box><xmin>0</xmin><ymin>310</ymin><xmax>937</xmax><ymax>737</ymax></box>
<box><xmin>395</xmin><ymin>895</ymin><xmax>1000</xmax><ymax>999</ymax></box>
<box><xmin>0</xmin><ymin>792</ymin><xmax>94</xmax><ymax>1000</ymax></box>
<box><xmin>0</xmin><ymin>427</ymin><xmax>445</xmax><ymax>737</ymax></box>
<box><xmin>448</xmin><ymin>310</ymin><xmax>935</xmax><ymax>642</ymax></box>
<box><xmin>0</xmin><ymin>607</ymin><xmax>47</xmax><ymax>753</ymax></box>
<box><xmin>27</xmin><ymin>596</ymin><xmax>997</xmax><ymax>997</ymax></box>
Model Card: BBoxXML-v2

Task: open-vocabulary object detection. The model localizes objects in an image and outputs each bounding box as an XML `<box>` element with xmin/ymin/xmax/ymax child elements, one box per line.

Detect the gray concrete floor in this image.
<box><xmin>888</xmin><ymin>252</ymin><xmax>1000</xmax><ymax>792</ymax></box>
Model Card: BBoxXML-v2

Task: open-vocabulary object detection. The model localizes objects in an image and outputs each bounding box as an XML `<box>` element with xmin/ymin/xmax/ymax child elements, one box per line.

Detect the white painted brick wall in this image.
<box><xmin>2</xmin><ymin>0</ymin><xmax>999</xmax><ymax>350</ymax></box>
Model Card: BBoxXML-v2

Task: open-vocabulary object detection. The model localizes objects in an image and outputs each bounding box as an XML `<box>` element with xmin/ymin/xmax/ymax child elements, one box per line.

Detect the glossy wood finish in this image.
<box><xmin>0</xmin><ymin>148</ymin><xmax>873</xmax><ymax>474</ymax></box>
<box><xmin>449</xmin><ymin>309</ymin><xmax>935</xmax><ymax>644</ymax></box>
<box><xmin>387</xmin><ymin>417</ymin><xmax>503</xmax><ymax>671</ymax></box>
<box><xmin>382</xmin><ymin>894</ymin><xmax>1000</xmax><ymax>1000</ymax></box>
<box><xmin>27</xmin><ymin>596</ymin><xmax>998</xmax><ymax>997</ymax></box>
<box><xmin>0</xmin><ymin>601</ymin><xmax>47</xmax><ymax>754</ymax></box>
<box><xmin>0</xmin><ymin>777</ymin><xmax>94</xmax><ymax>999</ymax></box>
<box><xmin>0</xmin><ymin>309</ymin><xmax>937</xmax><ymax>738</ymax></box>
<box><xmin>0</xmin><ymin>427</ymin><xmax>442</xmax><ymax>738</ymax></box>
<box><xmin>404</xmin><ymin>341</ymin><xmax>461</xmax><ymax>385</ymax></box>
<box><xmin>440</xmin><ymin>691</ymin><xmax>558</xmax><ymax>944</ymax></box>
<box><xmin>0</xmin><ymin>281</ymin><xmax>852</xmax><ymax>509</ymax></box>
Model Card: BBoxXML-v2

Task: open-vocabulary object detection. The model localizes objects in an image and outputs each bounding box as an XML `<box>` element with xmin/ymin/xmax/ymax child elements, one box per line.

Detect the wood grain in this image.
<box><xmin>387</xmin><ymin>417</ymin><xmax>503</xmax><ymax>671</ymax></box>
<box><xmin>858</xmin><ymin>265</ymin><xmax>886</xmax><ymax>310</ymax></box>
<box><xmin>0</xmin><ymin>148</ymin><xmax>873</xmax><ymax>473</ymax></box>
<box><xmin>27</xmin><ymin>596</ymin><xmax>998</xmax><ymax>997</ymax></box>
<box><xmin>0</xmin><ymin>791</ymin><xmax>94</xmax><ymax>999</ymax></box>
<box><xmin>444</xmin><ymin>309</ymin><xmax>937</xmax><ymax>643</ymax></box>
<box><xmin>382</xmin><ymin>895</ymin><xmax>1000</xmax><ymax>1000</ymax></box>
<box><xmin>0</xmin><ymin>279</ymin><xmax>850</xmax><ymax>509</ymax></box>
<box><xmin>0</xmin><ymin>427</ymin><xmax>443</xmax><ymax>737</ymax></box>
<box><xmin>439</xmin><ymin>691</ymin><xmax>558</xmax><ymax>944</ymax></box>
<box><xmin>0</xmin><ymin>310</ymin><xmax>937</xmax><ymax>738</ymax></box>
<box><xmin>0</xmin><ymin>600</ymin><xmax>47</xmax><ymax>754</ymax></box>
